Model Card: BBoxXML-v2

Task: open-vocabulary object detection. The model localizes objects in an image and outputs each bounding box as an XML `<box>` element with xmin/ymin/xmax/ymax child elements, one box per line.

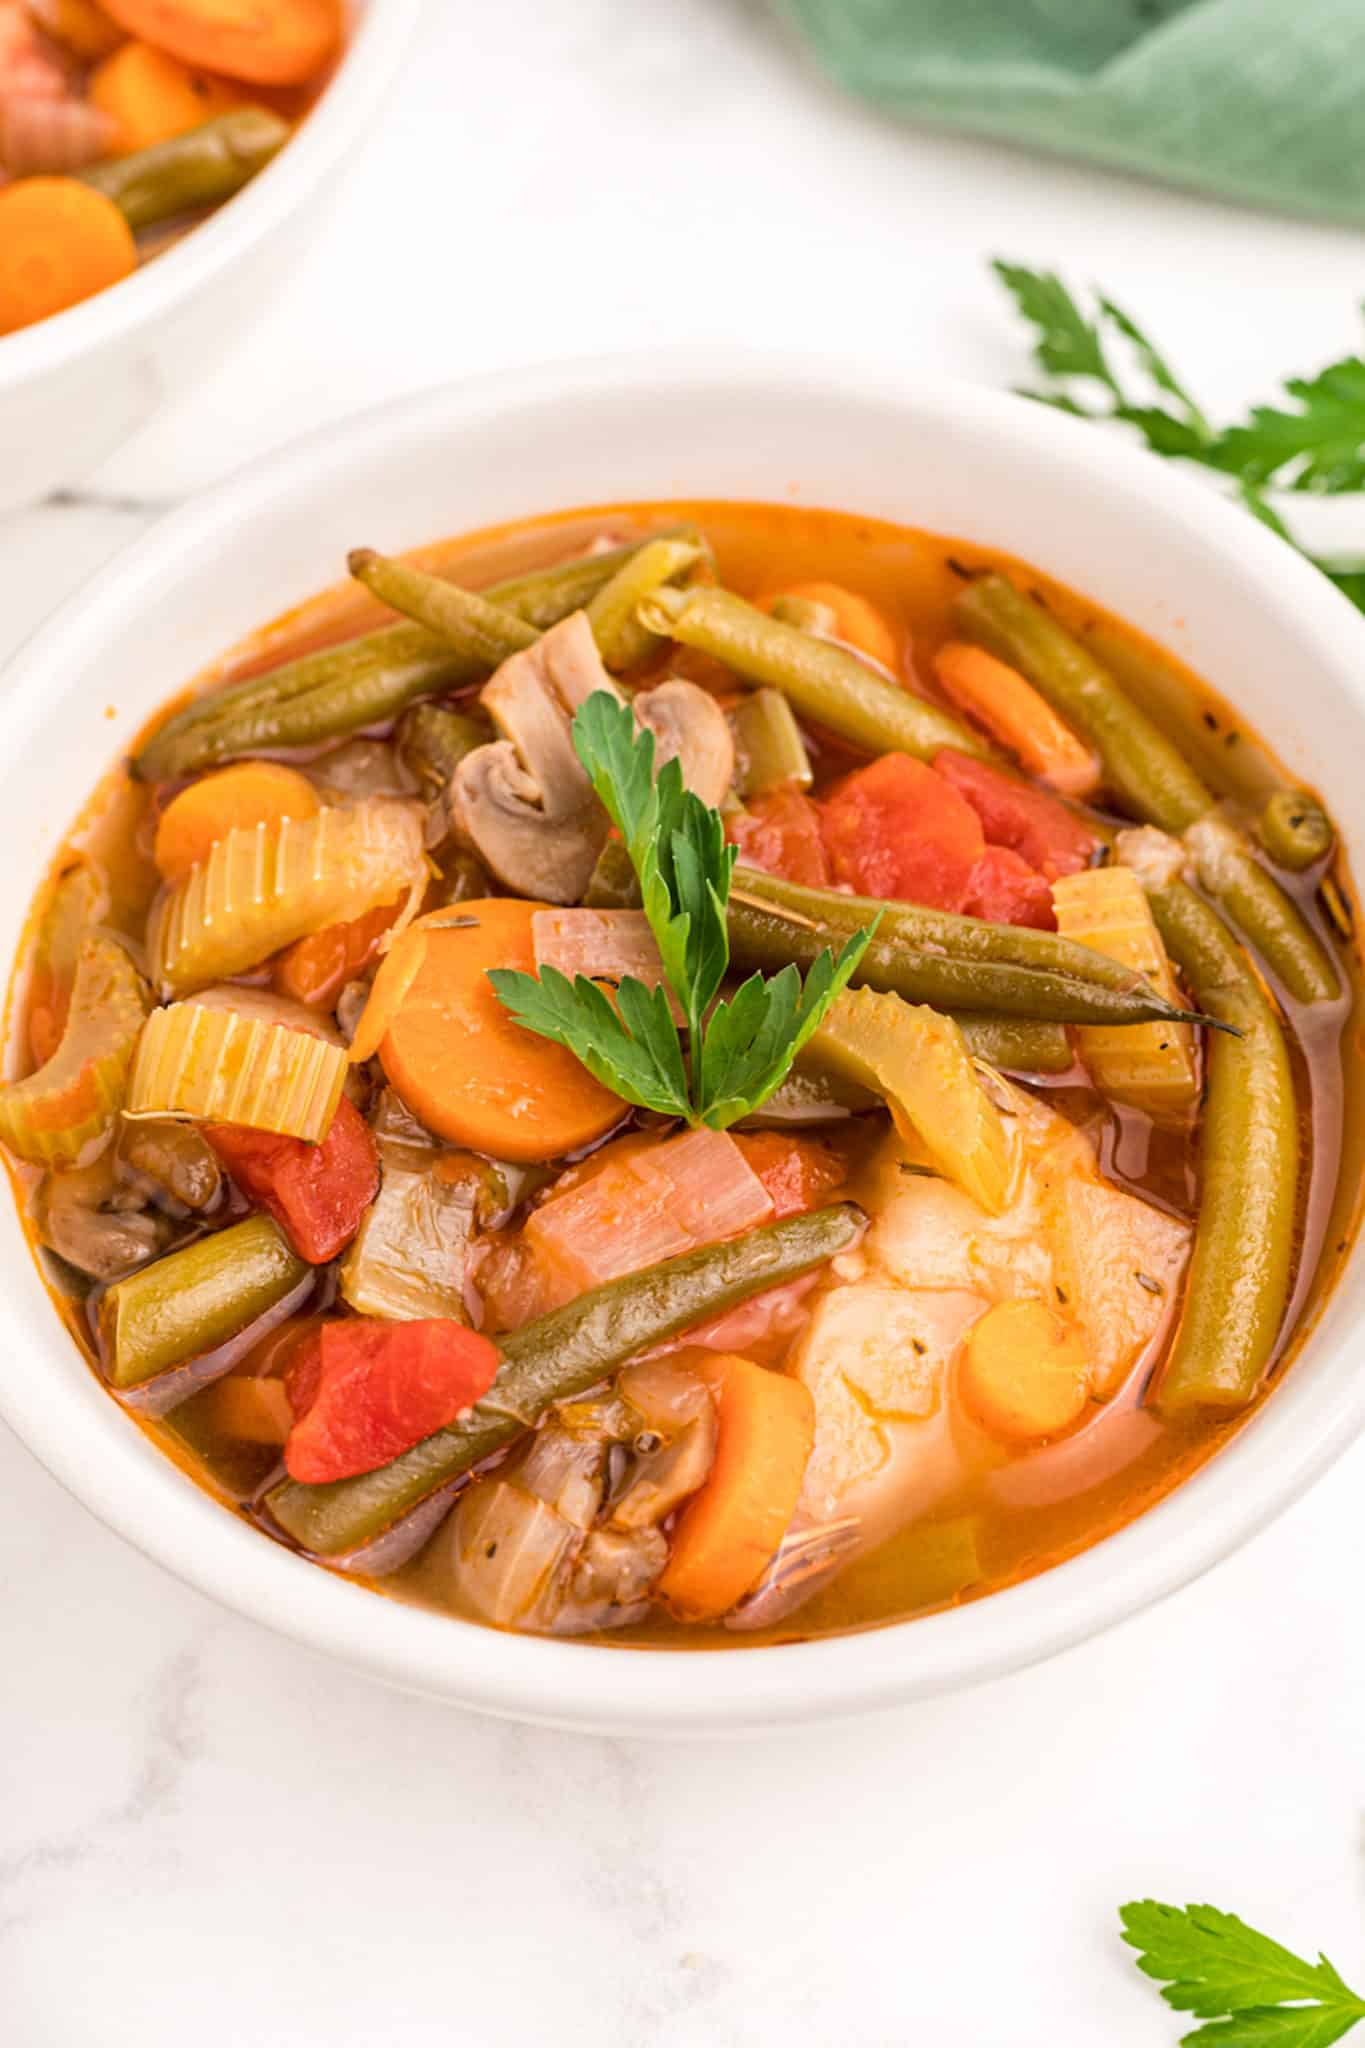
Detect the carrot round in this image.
<box><xmin>0</xmin><ymin>179</ymin><xmax>136</xmax><ymax>335</ymax></box>
<box><xmin>933</xmin><ymin>642</ymin><xmax>1101</xmax><ymax>799</ymax></box>
<box><xmin>90</xmin><ymin>37</ymin><xmax>244</xmax><ymax>152</ymax></box>
<box><xmin>658</xmin><ymin>1354</ymin><xmax>815</xmax><ymax>1622</ymax></box>
<box><xmin>153</xmin><ymin>761</ymin><xmax>319</xmax><ymax>883</ymax></box>
<box><xmin>377</xmin><ymin>899</ymin><xmax>624</xmax><ymax>1163</ymax></box>
<box><xmin>959</xmin><ymin>1299</ymin><xmax>1090</xmax><ymax>1443</ymax></box>
<box><xmin>756</xmin><ymin>579</ymin><xmax>901</xmax><ymax>677</ymax></box>
<box><xmin>99</xmin><ymin>0</ymin><xmax>341</xmax><ymax>84</ymax></box>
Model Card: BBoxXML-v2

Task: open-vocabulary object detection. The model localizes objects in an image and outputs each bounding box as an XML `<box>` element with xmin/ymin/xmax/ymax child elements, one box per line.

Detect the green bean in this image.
<box><xmin>133</xmin><ymin>534</ymin><xmax>696</xmax><ymax>784</ymax></box>
<box><xmin>957</xmin><ymin>576</ymin><xmax>1208</xmax><ymax>831</ymax></box>
<box><xmin>951</xmin><ymin>1014</ymin><xmax>1073</xmax><ymax>1074</ymax></box>
<box><xmin>486</xmin><ymin>525</ymin><xmax>701</xmax><ymax>626</ymax></box>
<box><xmin>133</xmin><ymin>623</ymin><xmax>467</xmax><ymax>782</ymax></box>
<box><xmin>730</xmin><ymin>688</ymin><xmax>813</xmax><ymax>796</ymax></box>
<box><xmin>396</xmin><ymin>703</ymin><xmax>489</xmax><ymax>799</ymax></box>
<box><xmin>957</xmin><ymin>577</ymin><xmax>1340</xmax><ymax>1001</ymax></box>
<box><xmin>1257</xmin><ymin>789</ymin><xmax>1335</xmax><ymax>871</ymax></box>
<box><xmin>640</xmin><ymin>585</ymin><xmax>997</xmax><ymax>765</ymax></box>
<box><xmin>1087</xmin><ymin>622</ymin><xmax>1335</xmax><ymax>872</ymax></box>
<box><xmin>1147</xmin><ymin>883</ymin><xmax>1300</xmax><ymax>1415</ymax></box>
<box><xmin>80</xmin><ymin>110</ymin><xmax>289</xmax><ymax>234</ymax></box>
<box><xmin>728</xmin><ymin>868</ymin><xmax>1208</xmax><ymax>1026</ymax></box>
<box><xmin>583</xmin><ymin>837</ymin><xmax>644</xmax><ymax>910</ymax></box>
<box><xmin>1184</xmin><ymin>816</ymin><xmax>1340</xmax><ymax>1005</ymax></box>
<box><xmin>265</xmin><ymin>1202</ymin><xmax>864</xmax><ymax>1555</ymax></box>
<box><xmin>348</xmin><ymin>550</ymin><xmax>539</xmax><ymax>667</ymax></box>
<box><xmin>98</xmin><ymin>1214</ymin><xmax>308</xmax><ymax>1390</ymax></box>
<box><xmin>585</xmin><ymin>537</ymin><xmax>705</xmax><ymax>670</ymax></box>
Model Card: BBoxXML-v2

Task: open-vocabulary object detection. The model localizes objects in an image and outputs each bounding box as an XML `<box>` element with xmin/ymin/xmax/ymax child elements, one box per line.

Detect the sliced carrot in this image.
<box><xmin>0</xmin><ymin>178</ymin><xmax>136</xmax><ymax>334</ymax></box>
<box><xmin>274</xmin><ymin>898</ymin><xmax>399</xmax><ymax>1009</ymax></box>
<box><xmin>657</xmin><ymin>1354</ymin><xmax>815</xmax><ymax>1622</ymax></box>
<box><xmin>756</xmin><ymin>579</ymin><xmax>901</xmax><ymax>676</ymax></box>
<box><xmin>933</xmin><ymin>642</ymin><xmax>1101</xmax><ymax>799</ymax></box>
<box><xmin>99</xmin><ymin>0</ymin><xmax>341</xmax><ymax>84</ymax></box>
<box><xmin>152</xmin><ymin>761</ymin><xmax>319</xmax><ymax>884</ymax></box>
<box><xmin>89</xmin><ymin>37</ymin><xmax>244</xmax><ymax>151</ymax></box>
<box><xmin>959</xmin><ymin>1299</ymin><xmax>1090</xmax><ymax>1443</ymax></box>
<box><xmin>377</xmin><ymin>899</ymin><xmax>624</xmax><ymax>1163</ymax></box>
<box><xmin>202</xmin><ymin>1374</ymin><xmax>294</xmax><ymax>1445</ymax></box>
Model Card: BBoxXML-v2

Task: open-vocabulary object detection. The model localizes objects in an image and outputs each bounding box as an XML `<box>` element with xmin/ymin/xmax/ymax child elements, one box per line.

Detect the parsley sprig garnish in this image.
<box><xmin>489</xmin><ymin>692</ymin><xmax>873</xmax><ymax>1128</ymax></box>
<box><xmin>993</xmin><ymin>260</ymin><xmax>1365</xmax><ymax>615</ymax></box>
<box><xmin>1121</xmin><ymin>1900</ymin><xmax>1365</xmax><ymax>2046</ymax></box>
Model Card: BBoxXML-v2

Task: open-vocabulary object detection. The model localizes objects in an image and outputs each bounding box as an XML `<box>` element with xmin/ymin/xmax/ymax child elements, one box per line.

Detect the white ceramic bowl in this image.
<box><xmin>0</xmin><ymin>0</ymin><xmax>419</xmax><ymax>515</ymax></box>
<box><xmin>0</xmin><ymin>356</ymin><xmax>1361</xmax><ymax>1733</ymax></box>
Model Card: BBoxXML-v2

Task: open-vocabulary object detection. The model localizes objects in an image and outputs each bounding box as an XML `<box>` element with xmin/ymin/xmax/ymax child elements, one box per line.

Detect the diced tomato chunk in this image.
<box><xmin>726</xmin><ymin>785</ymin><xmax>831</xmax><ymax>887</ymax></box>
<box><xmin>284</xmin><ymin>1318</ymin><xmax>501</xmax><ymax>1484</ymax></box>
<box><xmin>274</xmin><ymin>899</ymin><xmax>400</xmax><ymax>1009</ymax></box>
<box><xmin>733</xmin><ymin>1132</ymin><xmax>848</xmax><ymax>1218</ymax></box>
<box><xmin>819</xmin><ymin>753</ymin><xmax>984</xmax><ymax>910</ymax></box>
<box><xmin>963</xmin><ymin>845</ymin><xmax>1056</xmax><ymax>929</ymax></box>
<box><xmin>206</xmin><ymin>1094</ymin><xmax>379</xmax><ymax>1264</ymax></box>
<box><xmin>932</xmin><ymin>749</ymin><xmax>1097</xmax><ymax>881</ymax></box>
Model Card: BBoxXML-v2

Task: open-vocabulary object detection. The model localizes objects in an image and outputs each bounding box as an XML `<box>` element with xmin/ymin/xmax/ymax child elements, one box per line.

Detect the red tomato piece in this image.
<box><xmin>819</xmin><ymin>753</ymin><xmax>984</xmax><ymax>910</ymax></box>
<box><xmin>963</xmin><ymin>845</ymin><xmax>1057</xmax><ymax>929</ymax></box>
<box><xmin>206</xmin><ymin>1094</ymin><xmax>379</xmax><ymax>1264</ymax></box>
<box><xmin>284</xmin><ymin>1318</ymin><xmax>502</xmax><ymax>1484</ymax></box>
<box><xmin>932</xmin><ymin>749</ymin><xmax>1097</xmax><ymax>881</ymax></box>
<box><xmin>733</xmin><ymin>1132</ymin><xmax>848</xmax><ymax>1218</ymax></box>
<box><xmin>726</xmin><ymin>784</ymin><xmax>831</xmax><ymax>887</ymax></box>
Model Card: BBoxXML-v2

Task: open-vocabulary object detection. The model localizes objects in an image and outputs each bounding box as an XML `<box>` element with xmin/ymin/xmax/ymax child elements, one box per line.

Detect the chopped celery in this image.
<box><xmin>27</xmin><ymin>861</ymin><xmax>109</xmax><ymax>1061</ymax></box>
<box><xmin>149</xmin><ymin>798</ymin><xmax>426</xmax><ymax>996</ymax></box>
<box><xmin>127</xmin><ymin>1002</ymin><xmax>349</xmax><ymax>1142</ymax></box>
<box><xmin>0</xmin><ymin>936</ymin><xmax>148</xmax><ymax>1167</ymax></box>
<box><xmin>1052</xmin><ymin>867</ymin><xmax>1198</xmax><ymax>1114</ymax></box>
<box><xmin>808</xmin><ymin>988</ymin><xmax>1014</xmax><ymax>1215</ymax></box>
<box><xmin>729</xmin><ymin>687</ymin><xmax>813</xmax><ymax>796</ymax></box>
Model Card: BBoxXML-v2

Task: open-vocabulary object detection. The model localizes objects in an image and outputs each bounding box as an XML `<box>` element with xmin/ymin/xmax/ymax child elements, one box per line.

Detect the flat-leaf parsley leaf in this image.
<box><xmin>1120</xmin><ymin>1899</ymin><xmax>1365</xmax><ymax>2047</ymax></box>
<box><xmin>490</xmin><ymin>691</ymin><xmax>873</xmax><ymax>1128</ymax></box>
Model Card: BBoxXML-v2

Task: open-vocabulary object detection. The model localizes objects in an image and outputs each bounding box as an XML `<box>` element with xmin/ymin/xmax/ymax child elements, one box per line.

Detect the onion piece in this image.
<box><xmin>449</xmin><ymin>1480</ymin><xmax>578</xmax><ymax>1626</ymax></box>
<box><xmin>191</xmin><ymin>983</ymin><xmax>346</xmax><ymax>1048</ymax></box>
<box><xmin>525</xmin><ymin>1128</ymin><xmax>773</xmax><ymax>1297</ymax></box>
<box><xmin>724</xmin><ymin>1515</ymin><xmax>861</xmax><ymax>1632</ymax></box>
<box><xmin>532</xmin><ymin>908</ymin><xmax>683</xmax><ymax>1023</ymax></box>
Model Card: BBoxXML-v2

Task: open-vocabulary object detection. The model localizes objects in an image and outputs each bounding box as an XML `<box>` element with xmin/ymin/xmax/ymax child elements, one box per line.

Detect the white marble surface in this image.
<box><xmin>4</xmin><ymin>3</ymin><xmax>1365</xmax><ymax>2041</ymax></box>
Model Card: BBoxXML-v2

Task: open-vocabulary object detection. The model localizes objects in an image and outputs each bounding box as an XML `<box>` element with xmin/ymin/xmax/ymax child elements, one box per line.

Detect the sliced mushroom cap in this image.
<box><xmin>450</xmin><ymin>614</ymin><xmax>622</xmax><ymax>904</ymax></box>
<box><xmin>39</xmin><ymin>1155</ymin><xmax>173</xmax><ymax>1282</ymax></box>
<box><xmin>634</xmin><ymin>678</ymin><xmax>735</xmax><ymax>810</ymax></box>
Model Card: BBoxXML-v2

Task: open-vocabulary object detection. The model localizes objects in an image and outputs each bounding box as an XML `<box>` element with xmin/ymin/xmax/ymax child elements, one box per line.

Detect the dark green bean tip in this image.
<box><xmin>1257</xmin><ymin>788</ymin><xmax>1335</xmax><ymax>872</ymax></box>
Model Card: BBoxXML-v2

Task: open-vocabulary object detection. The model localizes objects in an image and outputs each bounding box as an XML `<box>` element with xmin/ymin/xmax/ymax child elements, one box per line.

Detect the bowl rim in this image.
<box><xmin>1</xmin><ymin>349</ymin><xmax>1362</xmax><ymax>1733</ymax></box>
<box><xmin>0</xmin><ymin>0</ymin><xmax>421</xmax><ymax>391</ymax></box>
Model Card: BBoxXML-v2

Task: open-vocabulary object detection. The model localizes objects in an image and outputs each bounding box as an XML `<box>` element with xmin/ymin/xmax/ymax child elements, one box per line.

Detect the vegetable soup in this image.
<box><xmin>4</xmin><ymin>501</ymin><xmax>1359</xmax><ymax>1646</ymax></box>
<box><xmin>0</xmin><ymin>0</ymin><xmax>343</xmax><ymax>335</ymax></box>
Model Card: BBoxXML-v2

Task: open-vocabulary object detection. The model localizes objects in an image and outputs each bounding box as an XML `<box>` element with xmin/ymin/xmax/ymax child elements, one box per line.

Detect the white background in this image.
<box><xmin>3</xmin><ymin>3</ymin><xmax>1365</xmax><ymax>2042</ymax></box>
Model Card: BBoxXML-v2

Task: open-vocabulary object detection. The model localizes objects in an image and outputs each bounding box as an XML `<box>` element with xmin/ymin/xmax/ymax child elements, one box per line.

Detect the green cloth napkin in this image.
<box><xmin>778</xmin><ymin>0</ymin><xmax>1365</xmax><ymax>225</ymax></box>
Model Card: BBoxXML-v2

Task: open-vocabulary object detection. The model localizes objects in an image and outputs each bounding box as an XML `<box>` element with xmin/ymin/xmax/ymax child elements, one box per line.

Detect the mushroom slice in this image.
<box><xmin>451</xmin><ymin>614</ymin><xmax>623</xmax><ymax>904</ymax></box>
<box><xmin>634</xmin><ymin>678</ymin><xmax>735</xmax><ymax>809</ymax></box>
